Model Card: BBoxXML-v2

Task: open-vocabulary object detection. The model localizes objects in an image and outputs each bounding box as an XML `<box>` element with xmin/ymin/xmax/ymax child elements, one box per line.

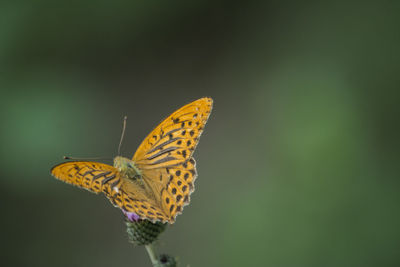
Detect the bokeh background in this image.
<box><xmin>1</xmin><ymin>1</ymin><xmax>399</xmax><ymax>266</ymax></box>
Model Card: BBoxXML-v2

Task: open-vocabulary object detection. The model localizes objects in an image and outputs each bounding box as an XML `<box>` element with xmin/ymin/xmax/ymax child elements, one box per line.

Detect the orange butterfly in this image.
<box><xmin>51</xmin><ymin>98</ymin><xmax>213</xmax><ymax>223</ymax></box>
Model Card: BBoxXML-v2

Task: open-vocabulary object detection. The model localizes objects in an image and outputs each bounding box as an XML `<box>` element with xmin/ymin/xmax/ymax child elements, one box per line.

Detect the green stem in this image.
<box><xmin>145</xmin><ymin>243</ymin><xmax>159</xmax><ymax>266</ymax></box>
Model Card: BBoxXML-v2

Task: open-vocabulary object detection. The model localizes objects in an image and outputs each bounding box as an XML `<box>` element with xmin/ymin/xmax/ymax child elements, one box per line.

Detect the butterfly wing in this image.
<box><xmin>137</xmin><ymin>158</ymin><xmax>198</xmax><ymax>222</ymax></box>
<box><xmin>133</xmin><ymin>97</ymin><xmax>213</xmax><ymax>167</ymax></box>
<box><xmin>51</xmin><ymin>161</ymin><xmax>170</xmax><ymax>222</ymax></box>
<box><xmin>131</xmin><ymin>97</ymin><xmax>213</xmax><ymax>222</ymax></box>
<box><xmin>51</xmin><ymin>161</ymin><xmax>120</xmax><ymax>194</ymax></box>
<box><xmin>118</xmin><ymin>177</ymin><xmax>170</xmax><ymax>222</ymax></box>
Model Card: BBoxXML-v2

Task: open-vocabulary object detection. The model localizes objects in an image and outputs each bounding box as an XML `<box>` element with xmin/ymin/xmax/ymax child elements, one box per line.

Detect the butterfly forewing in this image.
<box><xmin>133</xmin><ymin>97</ymin><xmax>213</xmax><ymax>168</ymax></box>
<box><xmin>51</xmin><ymin>162</ymin><xmax>120</xmax><ymax>194</ymax></box>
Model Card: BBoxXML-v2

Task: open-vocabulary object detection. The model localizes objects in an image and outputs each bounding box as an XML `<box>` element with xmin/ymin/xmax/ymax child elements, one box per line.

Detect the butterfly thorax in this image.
<box><xmin>114</xmin><ymin>156</ymin><xmax>141</xmax><ymax>180</ymax></box>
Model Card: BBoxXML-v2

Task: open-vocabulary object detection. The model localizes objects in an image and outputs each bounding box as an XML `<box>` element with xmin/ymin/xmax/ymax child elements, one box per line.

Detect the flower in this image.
<box><xmin>123</xmin><ymin>210</ymin><xmax>140</xmax><ymax>222</ymax></box>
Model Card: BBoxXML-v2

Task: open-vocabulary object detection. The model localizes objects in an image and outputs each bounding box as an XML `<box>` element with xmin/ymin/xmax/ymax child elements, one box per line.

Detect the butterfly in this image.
<box><xmin>51</xmin><ymin>97</ymin><xmax>213</xmax><ymax>223</ymax></box>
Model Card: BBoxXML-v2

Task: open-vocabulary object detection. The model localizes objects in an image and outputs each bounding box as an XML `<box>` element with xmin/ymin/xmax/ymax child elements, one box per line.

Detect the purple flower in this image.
<box><xmin>123</xmin><ymin>210</ymin><xmax>140</xmax><ymax>222</ymax></box>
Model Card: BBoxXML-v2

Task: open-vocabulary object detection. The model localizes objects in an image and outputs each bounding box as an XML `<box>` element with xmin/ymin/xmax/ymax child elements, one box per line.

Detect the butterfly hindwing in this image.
<box><xmin>117</xmin><ymin>178</ymin><xmax>170</xmax><ymax>222</ymax></box>
<box><xmin>157</xmin><ymin>157</ymin><xmax>197</xmax><ymax>220</ymax></box>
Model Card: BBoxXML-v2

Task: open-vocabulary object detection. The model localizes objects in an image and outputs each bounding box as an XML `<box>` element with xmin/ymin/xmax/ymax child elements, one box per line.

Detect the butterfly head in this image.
<box><xmin>114</xmin><ymin>156</ymin><xmax>141</xmax><ymax>179</ymax></box>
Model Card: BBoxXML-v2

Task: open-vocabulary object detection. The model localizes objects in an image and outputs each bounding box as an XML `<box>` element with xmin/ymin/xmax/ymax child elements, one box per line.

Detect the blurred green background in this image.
<box><xmin>1</xmin><ymin>1</ymin><xmax>399</xmax><ymax>266</ymax></box>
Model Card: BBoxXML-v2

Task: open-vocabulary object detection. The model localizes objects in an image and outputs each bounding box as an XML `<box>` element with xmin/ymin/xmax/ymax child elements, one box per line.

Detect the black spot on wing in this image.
<box><xmin>162</xmin><ymin>128</ymin><xmax>181</xmax><ymax>139</ymax></box>
<box><xmin>184</xmin><ymin>195</ymin><xmax>189</xmax><ymax>202</ymax></box>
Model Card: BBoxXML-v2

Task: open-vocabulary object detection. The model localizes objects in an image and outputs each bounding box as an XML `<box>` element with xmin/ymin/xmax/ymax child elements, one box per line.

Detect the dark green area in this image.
<box><xmin>1</xmin><ymin>1</ymin><xmax>399</xmax><ymax>266</ymax></box>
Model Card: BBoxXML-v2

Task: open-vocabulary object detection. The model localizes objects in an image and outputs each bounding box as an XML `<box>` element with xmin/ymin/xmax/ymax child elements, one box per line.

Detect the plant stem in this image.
<box><xmin>145</xmin><ymin>243</ymin><xmax>159</xmax><ymax>266</ymax></box>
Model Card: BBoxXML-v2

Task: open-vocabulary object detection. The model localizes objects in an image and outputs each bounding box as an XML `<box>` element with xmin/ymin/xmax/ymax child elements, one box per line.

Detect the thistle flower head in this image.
<box><xmin>123</xmin><ymin>210</ymin><xmax>140</xmax><ymax>222</ymax></box>
<box><xmin>125</xmin><ymin>215</ymin><xmax>167</xmax><ymax>246</ymax></box>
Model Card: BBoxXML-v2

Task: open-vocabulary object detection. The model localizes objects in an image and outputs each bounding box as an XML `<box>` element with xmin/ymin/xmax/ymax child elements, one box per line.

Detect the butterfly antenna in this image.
<box><xmin>118</xmin><ymin>115</ymin><xmax>128</xmax><ymax>156</ymax></box>
<box><xmin>63</xmin><ymin>156</ymin><xmax>111</xmax><ymax>160</ymax></box>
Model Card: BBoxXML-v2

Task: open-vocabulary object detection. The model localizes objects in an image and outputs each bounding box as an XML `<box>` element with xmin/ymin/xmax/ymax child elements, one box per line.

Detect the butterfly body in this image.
<box><xmin>114</xmin><ymin>156</ymin><xmax>141</xmax><ymax>180</ymax></box>
<box><xmin>51</xmin><ymin>97</ymin><xmax>213</xmax><ymax>223</ymax></box>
